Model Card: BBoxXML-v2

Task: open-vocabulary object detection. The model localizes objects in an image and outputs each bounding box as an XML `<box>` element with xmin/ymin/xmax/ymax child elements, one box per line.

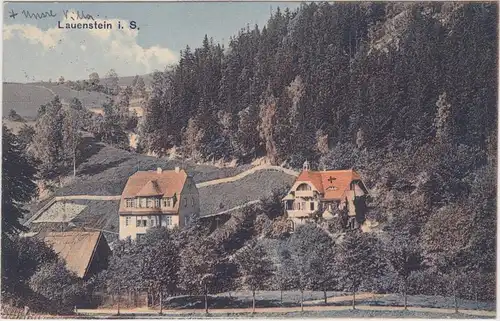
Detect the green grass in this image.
<box><xmin>26</xmin><ymin>140</ymin><xmax>292</xmax><ymax>238</ymax></box>
<box><xmin>3</xmin><ymin>83</ymin><xmax>111</xmax><ymax>120</ymax></box>
<box><xmin>77</xmin><ymin>310</ymin><xmax>494</xmax><ymax>319</ymax></box>
<box><xmin>199</xmin><ymin>170</ymin><xmax>295</xmax><ymax>216</ymax></box>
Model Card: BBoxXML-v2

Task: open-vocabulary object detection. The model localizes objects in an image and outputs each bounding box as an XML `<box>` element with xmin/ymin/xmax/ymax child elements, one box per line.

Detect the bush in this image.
<box><xmin>29</xmin><ymin>261</ymin><xmax>87</xmax><ymax>314</ymax></box>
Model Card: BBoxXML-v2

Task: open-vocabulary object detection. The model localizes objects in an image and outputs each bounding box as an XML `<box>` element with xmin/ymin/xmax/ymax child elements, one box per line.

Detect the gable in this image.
<box><xmin>42</xmin><ymin>231</ymin><xmax>102</xmax><ymax>278</ymax></box>
<box><xmin>287</xmin><ymin>169</ymin><xmax>367</xmax><ymax>201</ymax></box>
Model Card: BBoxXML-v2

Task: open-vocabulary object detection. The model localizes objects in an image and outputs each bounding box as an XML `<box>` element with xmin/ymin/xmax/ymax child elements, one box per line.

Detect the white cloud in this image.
<box><xmin>3</xmin><ymin>11</ymin><xmax>179</xmax><ymax>82</ymax></box>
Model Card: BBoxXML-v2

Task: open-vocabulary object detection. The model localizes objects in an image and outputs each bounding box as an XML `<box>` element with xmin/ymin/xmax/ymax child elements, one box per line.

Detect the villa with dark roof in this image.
<box><xmin>282</xmin><ymin>161</ymin><xmax>369</xmax><ymax>231</ymax></box>
<box><xmin>118</xmin><ymin>167</ymin><xmax>200</xmax><ymax>240</ymax></box>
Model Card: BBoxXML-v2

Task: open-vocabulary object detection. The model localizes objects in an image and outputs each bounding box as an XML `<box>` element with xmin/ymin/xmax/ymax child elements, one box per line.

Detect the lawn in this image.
<box><xmin>199</xmin><ymin>170</ymin><xmax>295</xmax><ymax>216</ymax></box>
<box><xmin>25</xmin><ymin>140</ymin><xmax>293</xmax><ymax>237</ymax></box>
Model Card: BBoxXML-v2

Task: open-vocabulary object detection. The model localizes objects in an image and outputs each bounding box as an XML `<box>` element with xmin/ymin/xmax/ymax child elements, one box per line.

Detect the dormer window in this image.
<box><xmin>297</xmin><ymin>183</ymin><xmax>312</xmax><ymax>191</ymax></box>
<box><xmin>126</xmin><ymin>198</ymin><xmax>134</xmax><ymax>208</ymax></box>
<box><xmin>162</xmin><ymin>197</ymin><xmax>172</xmax><ymax>208</ymax></box>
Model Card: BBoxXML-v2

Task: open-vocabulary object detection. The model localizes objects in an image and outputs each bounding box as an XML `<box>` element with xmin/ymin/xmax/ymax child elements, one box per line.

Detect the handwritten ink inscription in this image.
<box><xmin>7</xmin><ymin>8</ymin><xmax>139</xmax><ymax>31</ymax></box>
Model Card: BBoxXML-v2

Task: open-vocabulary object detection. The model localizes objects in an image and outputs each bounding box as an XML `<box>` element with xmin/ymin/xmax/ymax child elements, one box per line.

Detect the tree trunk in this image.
<box><xmin>252</xmin><ymin>290</ymin><xmax>256</xmax><ymax>314</ymax></box>
<box><xmin>73</xmin><ymin>149</ymin><xmax>76</xmax><ymax>177</ymax></box>
<box><xmin>117</xmin><ymin>286</ymin><xmax>121</xmax><ymax>316</ymax></box>
<box><xmin>205</xmin><ymin>283</ymin><xmax>208</xmax><ymax>314</ymax></box>
<box><xmin>404</xmin><ymin>280</ymin><xmax>408</xmax><ymax>311</ymax></box>
<box><xmin>453</xmin><ymin>275</ymin><xmax>458</xmax><ymax>313</ymax></box>
<box><xmin>159</xmin><ymin>289</ymin><xmax>163</xmax><ymax>315</ymax></box>
<box><xmin>280</xmin><ymin>289</ymin><xmax>283</xmax><ymax>306</ymax></box>
<box><xmin>323</xmin><ymin>289</ymin><xmax>327</xmax><ymax>304</ymax></box>
<box><xmin>352</xmin><ymin>290</ymin><xmax>356</xmax><ymax>310</ymax></box>
<box><xmin>300</xmin><ymin>289</ymin><xmax>304</xmax><ymax>312</ymax></box>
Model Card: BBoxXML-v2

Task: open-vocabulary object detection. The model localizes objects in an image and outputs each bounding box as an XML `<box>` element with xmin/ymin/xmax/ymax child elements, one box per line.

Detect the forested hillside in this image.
<box><xmin>3</xmin><ymin>2</ymin><xmax>497</xmax><ymax>312</ymax></box>
<box><xmin>137</xmin><ymin>1</ymin><xmax>496</xmax><ymax>297</ymax></box>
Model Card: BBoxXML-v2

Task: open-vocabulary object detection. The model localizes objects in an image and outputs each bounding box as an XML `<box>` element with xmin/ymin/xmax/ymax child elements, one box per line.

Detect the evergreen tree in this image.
<box><xmin>2</xmin><ymin>126</ymin><xmax>38</xmax><ymax>236</ymax></box>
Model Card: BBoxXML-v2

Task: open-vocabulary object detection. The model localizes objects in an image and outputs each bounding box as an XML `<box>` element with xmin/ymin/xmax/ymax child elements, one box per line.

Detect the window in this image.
<box><xmin>297</xmin><ymin>183</ymin><xmax>312</xmax><ymax>191</ymax></box>
<box><xmin>136</xmin><ymin>216</ymin><xmax>147</xmax><ymax>227</ymax></box>
<box><xmin>149</xmin><ymin>216</ymin><xmax>156</xmax><ymax>227</ymax></box>
<box><xmin>287</xmin><ymin>220</ymin><xmax>294</xmax><ymax>231</ymax></box>
<box><xmin>140</xmin><ymin>198</ymin><xmax>146</xmax><ymax>208</ymax></box>
<box><xmin>191</xmin><ymin>198</ymin><xmax>194</xmax><ymax>206</ymax></box>
<box><xmin>185</xmin><ymin>216</ymin><xmax>190</xmax><ymax>225</ymax></box>
<box><xmin>125</xmin><ymin>216</ymin><xmax>131</xmax><ymax>226</ymax></box>
<box><xmin>164</xmin><ymin>216</ymin><xmax>172</xmax><ymax>226</ymax></box>
<box><xmin>155</xmin><ymin>198</ymin><xmax>160</xmax><ymax>208</ymax></box>
<box><xmin>184</xmin><ymin>198</ymin><xmax>187</xmax><ymax>207</ymax></box>
<box><xmin>310</xmin><ymin>202</ymin><xmax>315</xmax><ymax>211</ymax></box>
<box><xmin>162</xmin><ymin>198</ymin><xmax>172</xmax><ymax>208</ymax></box>
<box><xmin>126</xmin><ymin>199</ymin><xmax>134</xmax><ymax>208</ymax></box>
<box><xmin>147</xmin><ymin>198</ymin><xmax>154</xmax><ymax>208</ymax></box>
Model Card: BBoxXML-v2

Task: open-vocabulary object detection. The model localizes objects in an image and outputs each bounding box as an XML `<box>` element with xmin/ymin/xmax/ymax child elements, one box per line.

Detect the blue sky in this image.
<box><xmin>3</xmin><ymin>2</ymin><xmax>301</xmax><ymax>83</ymax></box>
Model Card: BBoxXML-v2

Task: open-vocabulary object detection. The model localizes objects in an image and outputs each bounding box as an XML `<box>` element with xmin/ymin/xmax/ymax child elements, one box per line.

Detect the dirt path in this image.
<box><xmin>195</xmin><ymin>164</ymin><xmax>298</xmax><ymax>188</ymax></box>
<box><xmin>77</xmin><ymin>292</ymin><xmax>495</xmax><ymax>318</ymax></box>
<box><xmin>77</xmin><ymin>304</ymin><xmax>495</xmax><ymax>317</ymax></box>
<box><xmin>304</xmin><ymin>292</ymin><xmax>382</xmax><ymax>304</ymax></box>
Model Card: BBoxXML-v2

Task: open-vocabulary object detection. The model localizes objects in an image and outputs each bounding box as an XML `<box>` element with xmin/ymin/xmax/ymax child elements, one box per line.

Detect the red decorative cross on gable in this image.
<box><xmin>328</xmin><ymin>176</ymin><xmax>336</xmax><ymax>184</ymax></box>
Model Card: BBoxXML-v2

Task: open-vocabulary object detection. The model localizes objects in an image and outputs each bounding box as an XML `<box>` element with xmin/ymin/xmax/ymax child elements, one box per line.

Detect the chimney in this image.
<box><xmin>157</xmin><ymin>167</ymin><xmax>163</xmax><ymax>174</ymax></box>
<box><xmin>175</xmin><ymin>166</ymin><xmax>180</xmax><ymax>173</ymax></box>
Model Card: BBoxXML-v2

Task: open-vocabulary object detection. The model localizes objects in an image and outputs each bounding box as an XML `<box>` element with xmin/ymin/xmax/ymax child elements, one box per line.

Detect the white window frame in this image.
<box><xmin>126</xmin><ymin>199</ymin><xmax>134</xmax><ymax>208</ymax></box>
<box><xmin>125</xmin><ymin>216</ymin><xmax>131</xmax><ymax>226</ymax></box>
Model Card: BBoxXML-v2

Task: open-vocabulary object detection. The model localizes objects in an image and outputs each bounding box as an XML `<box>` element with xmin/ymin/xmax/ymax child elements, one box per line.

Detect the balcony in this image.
<box><xmin>294</xmin><ymin>190</ymin><xmax>314</xmax><ymax>198</ymax></box>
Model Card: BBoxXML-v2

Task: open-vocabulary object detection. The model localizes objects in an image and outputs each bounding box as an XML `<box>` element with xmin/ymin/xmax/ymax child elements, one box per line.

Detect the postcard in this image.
<box><xmin>2</xmin><ymin>1</ymin><xmax>497</xmax><ymax>319</ymax></box>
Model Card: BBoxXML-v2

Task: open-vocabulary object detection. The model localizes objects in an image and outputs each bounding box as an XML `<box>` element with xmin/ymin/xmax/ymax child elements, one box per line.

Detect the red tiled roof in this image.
<box><xmin>136</xmin><ymin>180</ymin><xmax>163</xmax><ymax>197</ymax></box>
<box><xmin>122</xmin><ymin>169</ymin><xmax>187</xmax><ymax>199</ymax></box>
<box><xmin>295</xmin><ymin>169</ymin><xmax>362</xmax><ymax>200</ymax></box>
<box><xmin>119</xmin><ymin>169</ymin><xmax>188</xmax><ymax>213</ymax></box>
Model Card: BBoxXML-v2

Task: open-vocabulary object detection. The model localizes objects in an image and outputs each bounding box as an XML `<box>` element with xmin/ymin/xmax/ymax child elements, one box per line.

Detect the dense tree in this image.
<box><xmin>62</xmin><ymin>108</ymin><xmax>83</xmax><ymax>177</ymax></box>
<box><xmin>30</xmin><ymin>96</ymin><xmax>64</xmax><ymax>178</ymax></box>
<box><xmin>29</xmin><ymin>260</ymin><xmax>86</xmax><ymax>313</ymax></box>
<box><xmin>2</xmin><ymin>236</ymin><xmax>59</xmax><ymax>303</ymax></box>
<box><xmin>2</xmin><ymin>126</ymin><xmax>38</xmax><ymax>236</ymax></box>
<box><xmin>88</xmin><ymin>72</ymin><xmax>100</xmax><ymax>87</ymax></box>
<box><xmin>7</xmin><ymin>109</ymin><xmax>24</xmax><ymax>122</ymax></box>
<box><xmin>287</xmin><ymin>224</ymin><xmax>337</xmax><ymax>311</ymax></box>
<box><xmin>233</xmin><ymin>241</ymin><xmax>274</xmax><ymax>313</ymax></box>
<box><xmin>337</xmin><ymin>231</ymin><xmax>383</xmax><ymax>309</ymax></box>
<box><xmin>384</xmin><ymin>234</ymin><xmax>425</xmax><ymax>310</ymax></box>
<box><xmin>138</xmin><ymin>228</ymin><xmax>180</xmax><ymax>314</ymax></box>
<box><xmin>134</xmin><ymin>76</ymin><xmax>147</xmax><ymax>99</ymax></box>
<box><xmin>16</xmin><ymin>124</ymin><xmax>35</xmax><ymax>151</ymax></box>
<box><xmin>69</xmin><ymin>97</ymin><xmax>83</xmax><ymax>111</ymax></box>
<box><xmin>178</xmin><ymin>229</ymin><xmax>219</xmax><ymax>313</ymax></box>
<box><xmin>106</xmin><ymin>69</ymin><xmax>120</xmax><ymax>95</ymax></box>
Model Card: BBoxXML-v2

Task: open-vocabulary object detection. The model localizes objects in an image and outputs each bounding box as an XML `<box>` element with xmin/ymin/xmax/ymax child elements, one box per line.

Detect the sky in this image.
<box><xmin>3</xmin><ymin>2</ymin><xmax>301</xmax><ymax>83</ymax></box>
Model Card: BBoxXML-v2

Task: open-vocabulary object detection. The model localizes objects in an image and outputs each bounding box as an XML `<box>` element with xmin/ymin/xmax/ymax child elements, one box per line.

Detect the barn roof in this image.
<box><xmin>41</xmin><ymin>231</ymin><xmax>104</xmax><ymax>278</ymax></box>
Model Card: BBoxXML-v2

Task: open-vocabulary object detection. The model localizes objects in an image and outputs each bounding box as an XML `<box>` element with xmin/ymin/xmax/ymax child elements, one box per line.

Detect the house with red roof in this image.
<box><xmin>118</xmin><ymin>167</ymin><xmax>199</xmax><ymax>240</ymax></box>
<box><xmin>282</xmin><ymin>161</ymin><xmax>369</xmax><ymax>231</ymax></box>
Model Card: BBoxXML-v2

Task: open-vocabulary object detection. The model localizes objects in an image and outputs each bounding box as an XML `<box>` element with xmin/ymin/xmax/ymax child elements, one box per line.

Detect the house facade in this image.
<box><xmin>118</xmin><ymin>167</ymin><xmax>200</xmax><ymax>240</ymax></box>
<box><xmin>282</xmin><ymin>161</ymin><xmax>369</xmax><ymax>231</ymax></box>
